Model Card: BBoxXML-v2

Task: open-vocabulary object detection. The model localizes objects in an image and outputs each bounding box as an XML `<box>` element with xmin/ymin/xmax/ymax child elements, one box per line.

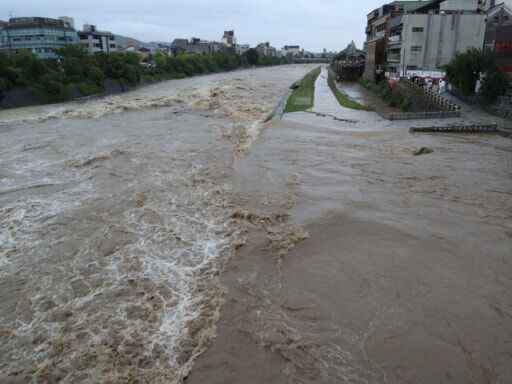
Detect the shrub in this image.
<box><xmin>445</xmin><ymin>48</ymin><xmax>500</xmax><ymax>96</ymax></box>
<box><xmin>400</xmin><ymin>98</ymin><xmax>412</xmax><ymax>110</ymax></box>
<box><xmin>0</xmin><ymin>78</ymin><xmax>7</xmax><ymax>100</ymax></box>
<box><xmin>87</xmin><ymin>66</ymin><xmax>105</xmax><ymax>84</ymax></box>
<box><xmin>41</xmin><ymin>73</ymin><xmax>65</xmax><ymax>94</ymax></box>
<box><xmin>76</xmin><ymin>81</ymin><xmax>104</xmax><ymax>96</ymax></box>
<box><xmin>479</xmin><ymin>71</ymin><xmax>508</xmax><ymax>102</ymax></box>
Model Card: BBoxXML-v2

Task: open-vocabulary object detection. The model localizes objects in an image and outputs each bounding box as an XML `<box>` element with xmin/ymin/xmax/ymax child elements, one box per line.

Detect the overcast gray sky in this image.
<box><xmin>2</xmin><ymin>0</ymin><xmax>391</xmax><ymax>52</ymax></box>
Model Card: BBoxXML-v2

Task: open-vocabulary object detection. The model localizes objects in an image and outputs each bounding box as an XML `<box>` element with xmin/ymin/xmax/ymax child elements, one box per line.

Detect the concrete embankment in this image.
<box><xmin>0</xmin><ymin>77</ymin><xmax>168</xmax><ymax>110</ymax></box>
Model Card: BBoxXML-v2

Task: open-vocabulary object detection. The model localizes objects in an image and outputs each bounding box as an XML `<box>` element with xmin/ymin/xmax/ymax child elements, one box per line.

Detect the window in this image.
<box><xmin>407</xmin><ymin>65</ymin><xmax>418</xmax><ymax>70</ymax></box>
<box><xmin>412</xmin><ymin>27</ymin><xmax>424</xmax><ymax>32</ymax></box>
<box><xmin>411</xmin><ymin>46</ymin><xmax>422</xmax><ymax>51</ymax></box>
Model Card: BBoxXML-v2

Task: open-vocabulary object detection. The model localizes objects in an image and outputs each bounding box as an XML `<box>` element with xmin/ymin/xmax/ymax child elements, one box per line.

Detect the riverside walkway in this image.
<box><xmin>282</xmin><ymin>66</ymin><xmax>511</xmax><ymax>132</ymax></box>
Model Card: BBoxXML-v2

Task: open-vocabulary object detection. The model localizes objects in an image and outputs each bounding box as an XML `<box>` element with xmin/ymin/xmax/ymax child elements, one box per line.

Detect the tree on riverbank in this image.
<box><xmin>0</xmin><ymin>46</ymin><xmax>293</xmax><ymax>105</ymax></box>
<box><xmin>445</xmin><ymin>48</ymin><xmax>508</xmax><ymax>102</ymax></box>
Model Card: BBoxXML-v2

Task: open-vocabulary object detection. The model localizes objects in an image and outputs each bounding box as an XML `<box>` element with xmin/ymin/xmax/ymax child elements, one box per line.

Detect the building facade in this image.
<box><xmin>0</xmin><ymin>17</ymin><xmax>79</xmax><ymax>58</ymax></box>
<box><xmin>78</xmin><ymin>24</ymin><xmax>116</xmax><ymax>53</ymax></box>
<box><xmin>282</xmin><ymin>45</ymin><xmax>301</xmax><ymax>56</ymax></box>
<box><xmin>222</xmin><ymin>30</ymin><xmax>237</xmax><ymax>46</ymax></box>
<box><xmin>484</xmin><ymin>3</ymin><xmax>512</xmax><ymax>76</ymax></box>
<box><xmin>364</xmin><ymin>1</ymin><xmax>429</xmax><ymax>82</ymax></box>
<box><xmin>256</xmin><ymin>42</ymin><xmax>276</xmax><ymax>56</ymax></box>
<box><xmin>171</xmin><ymin>38</ymin><xmax>225</xmax><ymax>55</ymax></box>
<box><xmin>385</xmin><ymin>0</ymin><xmax>487</xmax><ymax>80</ymax></box>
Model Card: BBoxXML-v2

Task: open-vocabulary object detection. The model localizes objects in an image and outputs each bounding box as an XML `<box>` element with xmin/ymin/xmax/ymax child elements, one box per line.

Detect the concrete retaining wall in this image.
<box><xmin>487</xmin><ymin>95</ymin><xmax>512</xmax><ymax>119</ymax></box>
<box><xmin>388</xmin><ymin>110</ymin><xmax>461</xmax><ymax>120</ymax></box>
<box><xmin>410</xmin><ymin>124</ymin><xmax>498</xmax><ymax>133</ymax></box>
<box><xmin>0</xmin><ymin>90</ymin><xmax>39</xmax><ymax>108</ymax></box>
<box><xmin>0</xmin><ymin>78</ymin><xmax>158</xmax><ymax>109</ymax></box>
<box><xmin>68</xmin><ymin>86</ymin><xmax>86</xmax><ymax>100</ymax></box>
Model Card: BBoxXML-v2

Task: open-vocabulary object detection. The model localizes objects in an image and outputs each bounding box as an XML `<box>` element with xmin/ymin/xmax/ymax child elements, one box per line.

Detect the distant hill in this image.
<box><xmin>114</xmin><ymin>34</ymin><xmax>149</xmax><ymax>48</ymax></box>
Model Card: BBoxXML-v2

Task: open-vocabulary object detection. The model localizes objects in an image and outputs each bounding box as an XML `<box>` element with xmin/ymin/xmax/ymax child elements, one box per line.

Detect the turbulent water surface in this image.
<box><xmin>1</xmin><ymin>65</ymin><xmax>511</xmax><ymax>384</ymax></box>
<box><xmin>0</xmin><ymin>65</ymin><xmax>316</xmax><ymax>383</ymax></box>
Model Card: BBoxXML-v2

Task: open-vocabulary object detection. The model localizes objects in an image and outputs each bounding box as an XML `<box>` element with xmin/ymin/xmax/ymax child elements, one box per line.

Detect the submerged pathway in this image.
<box><xmin>283</xmin><ymin>66</ymin><xmax>511</xmax><ymax>132</ymax></box>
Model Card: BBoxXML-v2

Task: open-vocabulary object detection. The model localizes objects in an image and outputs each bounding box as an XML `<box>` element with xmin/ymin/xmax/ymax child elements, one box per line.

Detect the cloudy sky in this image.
<box><xmin>2</xmin><ymin>0</ymin><xmax>397</xmax><ymax>52</ymax></box>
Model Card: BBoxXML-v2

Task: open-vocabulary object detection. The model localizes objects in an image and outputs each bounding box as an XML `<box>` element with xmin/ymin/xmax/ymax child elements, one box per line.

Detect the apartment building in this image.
<box><xmin>78</xmin><ymin>24</ymin><xmax>116</xmax><ymax>53</ymax></box>
<box><xmin>364</xmin><ymin>1</ymin><xmax>430</xmax><ymax>82</ymax></box>
<box><xmin>282</xmin><ymin>45</ymin><xmax>301</xmax><ymax>56</ymax></box>
<box><xmin>171</xmin><ymin>38</ymin><xmax>225</xmax><ymax>55</ymax></box>
<box><xmin>256</xmin><ymin>42</ymin><xmax>277</xmax><ymax>56</ymax></box>
<box><xmin>483</xmin><ymin>3</ymin><xmax>512</xmax><ymax>76</ymax></box>
<box><xmin>385</xmin><ymin>0</ymin><xmax>487</xmax><ymax>80</ymax></box>
<box><xmin>0</xmin><ymin>17</ymin><xmax>79</xmax><ymax>58</ymax></box>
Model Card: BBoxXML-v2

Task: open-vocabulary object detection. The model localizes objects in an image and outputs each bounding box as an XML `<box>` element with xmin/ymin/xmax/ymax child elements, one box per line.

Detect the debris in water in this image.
<box><xmin>414</xmin><ymin>147</ymin><xmax>434</xmax><ymax>156</ymax></box>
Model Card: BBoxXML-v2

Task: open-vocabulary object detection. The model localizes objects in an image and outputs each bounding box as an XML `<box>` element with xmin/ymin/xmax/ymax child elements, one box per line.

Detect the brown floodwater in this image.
<box><xmin>1</xmin><ymin>65</ymin><xmax>511</xmax><ymax>384</ymax></box>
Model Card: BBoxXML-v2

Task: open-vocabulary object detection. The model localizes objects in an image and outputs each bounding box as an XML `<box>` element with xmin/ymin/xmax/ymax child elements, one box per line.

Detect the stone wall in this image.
<box><xmin>487</xmin><ymin>95</ymin><xmax>512</xmax><ymax>119</ymax></box>
<box><xmin>0</xmin><ymin>79</ymin><xmax>160</xmax><ymax>110</ymax></box>
<box><xmin>0</xmin><ymin>90</ymin><xmax>39</xmax><ymax>109</ymax></box>
<box><xmin>392</xmin><ymin>83</ymin><xmax>441</xmax><ymax>112</ymax></box>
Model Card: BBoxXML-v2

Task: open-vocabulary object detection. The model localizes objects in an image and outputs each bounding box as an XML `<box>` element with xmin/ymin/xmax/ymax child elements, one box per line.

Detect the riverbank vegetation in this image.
<box><xmin>358</xmin><ymin>78</ymin><xmax>412</xmax><ymax>111</ymax></box>
<box><xmin>327</xmin><ymin>69</ymin><xmax>373</xmax><ymax>111</ymax></box>
<box><xmin>0</xmin><ymin>46</ymin><xmax>293</xmax><ymax>106</ymax></box>
<box><xmin>445</xmin><ymin>48</ymin><xmax>508</xmax><ymax>102</ymax></box>
<box><xmin>284</xmin><ymin>67</ymin><xmax>321</xmax><ymax>113</ymax></box>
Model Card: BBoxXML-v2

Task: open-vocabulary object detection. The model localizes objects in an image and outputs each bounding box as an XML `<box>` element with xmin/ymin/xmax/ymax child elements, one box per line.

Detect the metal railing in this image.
<box><xmin>388</xmin><ymin>111</ymin><xmax>461</xmax><ymax>120</ymax></box>
<box><xmin>410</xmin><ymin>124</ymin><xmax>498</xmax><ymax>133</ymax></box>
<box><xmin>387</xmin><ymin>53</ymin><xmax>401</xmax><ymax>62</ymax></box>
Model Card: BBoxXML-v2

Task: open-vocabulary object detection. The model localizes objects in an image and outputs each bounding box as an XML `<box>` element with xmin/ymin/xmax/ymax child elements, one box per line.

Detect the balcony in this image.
<box><xmin>387</xmin><ymin>53</ymin><xmax>401</xmax><ymax>62</ymax></box>
<box><xmin>365</xmin><ymin>25</ymin><xmax>373</xmax><ymax>34</ymax></box>
<box><xmin>388</xmin><ymin>35</ymin><xmax>402</xmax><ymax>45</ymax></box>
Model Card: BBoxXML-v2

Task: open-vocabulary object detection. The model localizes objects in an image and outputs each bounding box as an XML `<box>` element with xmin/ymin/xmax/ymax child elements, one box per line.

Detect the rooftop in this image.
<box><xmin>3</xmin><ymin>17</ymin><xmax>75</xmax><ymax>31</ymax></box>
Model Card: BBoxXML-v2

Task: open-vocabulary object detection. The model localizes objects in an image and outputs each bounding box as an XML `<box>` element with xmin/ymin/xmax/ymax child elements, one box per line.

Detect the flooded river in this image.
<box><xmin>1</xmin><ymin>65</ymin><xmax>511</xmax><ymax>384</ymax></box>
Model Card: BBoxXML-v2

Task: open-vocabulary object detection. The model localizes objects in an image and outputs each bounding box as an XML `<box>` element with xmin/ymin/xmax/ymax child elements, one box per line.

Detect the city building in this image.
<box><xmin>340</xmin><ymin>41</ymin><xmax>366</xmax><ymax>63</ymax></box>
<box><xmin>282</xmin><ymin>45</ymin><xmax>301</xmax><ymax>56</ymax></box>
<box><xmin>364</xmin><ymin>1</ymin><xmax>429</xmax><ymax>82</ymax></box>
<box><xmin>237</xmin><ymin>44</ymin><xmax>250</xmax><ymax>55</ymax></box>
<box><xmin>221</xmin><ymin>30</ymin><xmax>238</xmax><ymax>54</ymax></box>
<box><xmin>483</xmin><ymin>3</ymin><xmax>512</xmax><ymax>77</ymax></box>
<box><xmin>78</xmin><ymin>24</ymin><xmax>116</xmax><ymax>53</ymax></box>
<box><xmin>125</xmin><ymin>46</ymin><xmax>151</xmax><ymax>59</ymax></box>
<box><xmin>170</xmin><ymin>37</ymin><xmax>225</xmax><ymax>55</ymax></box>
<box><xmin>0</xmin><ymin>17</ymin><xmax>79</xmax><ymax>58</ymax></box>
<box><xmin>384</xmin><ymin>0</ymin><xmax>487</xmax><ymax>80</ymax></box>
<box><xmin>222</xmin><ymin>30</ymin><xmax>237</xmax><ymax>46</ymax></box>
<box><xmin>256</xmin><ymin>42</ymin><xmax>276</xmax><ymax>56</ymax></box>
<box><xmin>479</xmin><ymin>0</ymin><xmax>512</xmax><ymax>11</ymax></box>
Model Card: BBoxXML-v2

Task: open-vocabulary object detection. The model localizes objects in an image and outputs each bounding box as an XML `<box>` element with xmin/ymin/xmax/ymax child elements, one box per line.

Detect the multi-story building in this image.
<box><xmin>237</xmin><ymin>44</ymin><xmax>250</xmax><ymax>55</ymax></box>
<box><xmin>282</xmin><ymin>45</ymin><xmax>301</xmax><ymax>56</ymax></box>
<box><xmin>483</xmin><ymin>3</ymin><xmax>512</xmax><ymax>77</ymax></box>
<box><xmin>256</xmin><ymin>42</ymin><xmax>276</xmax><ymax>56</ymax></box>
<box><xmin>222</xmin><ymin>30</ymin><xmax>237</xmax><ymax>46</ymax></box>
<box><xmin>171</xmin><ymin>38</ymin><xmax>225</xmax><ymax>55</ymax></box>
<box><xmin>364</xmin><ymin>1</ymin><xmax>429</xmax><ymax>82</ymax></box>
<box><xmin>479</xmin><ymin>0</ymin><xmax>512</xmax><ymax>10</ymax></box>
<box><xmin>78</xmin><ymin>24</ymin><xmax>116</xmax><ymax>53</ymax></box>
<box><xmin>221</xmin><ymin>30</ymin><xmax>238</xmax><ymax>54</ymax></box>
<box><xmin>384</xmin><ymin>0</ymin><xmax>487</xmax><ymax>80</ymax></box>
<box><xmin>0</xmin><ymin>17</ymin><xmax>79</xmax><ymax>58</ymax></box>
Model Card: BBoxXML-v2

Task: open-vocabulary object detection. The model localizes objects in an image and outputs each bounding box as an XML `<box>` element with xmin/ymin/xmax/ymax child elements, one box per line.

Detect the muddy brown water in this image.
<box><xmin>1</xmin><ymin>65</ymin><xmax>511</xmax><ymax>384</ymax></box>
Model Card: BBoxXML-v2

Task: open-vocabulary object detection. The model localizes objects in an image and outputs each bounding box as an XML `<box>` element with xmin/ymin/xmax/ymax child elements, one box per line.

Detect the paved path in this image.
<box><xmin>283</xmin><ymin>66</ymin><xmax>511</xmax><ymax>132</ymax></box>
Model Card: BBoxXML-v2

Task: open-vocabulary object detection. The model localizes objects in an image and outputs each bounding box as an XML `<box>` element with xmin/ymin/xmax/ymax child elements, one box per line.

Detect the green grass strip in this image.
<box><xmin>75</xmin><ymin>81</ymin><xmax>104</xmax><ymax>96</ymax></box>
<box><xmin>327</xmin><ymin>69</ymin><xmax>373</xmax><ymax>111</ymax></box>
<box><xmin>284</xmin><ymin>67</ymin><xmax>321</xmax><ymax>113</ymax></box>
